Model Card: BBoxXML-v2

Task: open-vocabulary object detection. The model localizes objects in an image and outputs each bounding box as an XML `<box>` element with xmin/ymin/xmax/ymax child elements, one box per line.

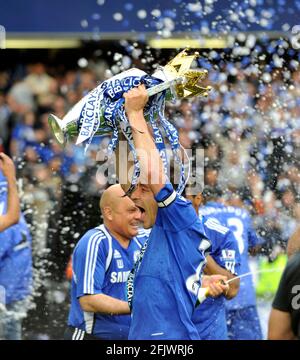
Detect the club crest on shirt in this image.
<box><xmin>116</xmin><ymin>259</ymin><xmax>124</xmax><ymax>269</ymax></box>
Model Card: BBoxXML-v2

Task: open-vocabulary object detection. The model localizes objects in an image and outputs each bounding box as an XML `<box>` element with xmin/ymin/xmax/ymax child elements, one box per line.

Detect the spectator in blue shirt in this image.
<box><xmin>0</xmin><ymin>188</ymin><xmax>32</xmax><ymax>340</ymax></box>
<box><xmin>0</xmin><ymin>153</ymin><xmax>20</xmax><ymax>231</ymax></box>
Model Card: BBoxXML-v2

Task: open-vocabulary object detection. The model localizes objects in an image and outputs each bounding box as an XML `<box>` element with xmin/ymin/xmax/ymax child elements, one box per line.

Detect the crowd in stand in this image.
<box><xmin>173</xmin><ymin>63</ymin><xmax>300</xmax><ymax>255</ymax></box>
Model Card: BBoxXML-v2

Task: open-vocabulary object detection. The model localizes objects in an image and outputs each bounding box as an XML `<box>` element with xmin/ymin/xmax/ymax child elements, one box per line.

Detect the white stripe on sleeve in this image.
<box><xmin>98</xmin><ymin>224</ymin><xmax>113</xmax><ymax>272</ymax></box>
<box><xmin>83</xmin><ymin>232</ymin><xmax>106</xmax><ymax>294</ymax></box>
<box><xmin>72</xmin><ymin>328</ymin><xmax>78</xmax><ymax>340</ymax></box>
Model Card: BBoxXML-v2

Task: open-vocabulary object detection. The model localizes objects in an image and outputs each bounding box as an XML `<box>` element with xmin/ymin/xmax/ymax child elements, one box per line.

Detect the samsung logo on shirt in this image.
<box><xmin>110</xmin><ymin>271</ymin><xmax>130</xmax><ymax>283</ymax></box>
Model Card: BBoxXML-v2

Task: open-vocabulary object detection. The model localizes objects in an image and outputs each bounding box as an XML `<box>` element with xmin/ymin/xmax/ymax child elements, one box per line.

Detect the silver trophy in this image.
<box><xmin>48</xmin><ymin>50</ymin><xmax>211</xmax><ymax>147</ymax></box>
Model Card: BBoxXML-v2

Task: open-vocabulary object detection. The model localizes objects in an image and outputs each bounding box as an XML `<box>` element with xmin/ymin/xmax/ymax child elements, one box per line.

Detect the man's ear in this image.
<box><xmin>103</xmin><ymin>206</ymin><xmax>113</xmax><ymax>221</ymax></box>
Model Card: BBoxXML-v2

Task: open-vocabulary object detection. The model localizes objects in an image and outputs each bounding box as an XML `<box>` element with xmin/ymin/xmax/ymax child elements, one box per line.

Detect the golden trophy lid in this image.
<box><xmin>162</xmin><ymin>49</ymin><xmax>212</xmax><ymax>99</ymax></box>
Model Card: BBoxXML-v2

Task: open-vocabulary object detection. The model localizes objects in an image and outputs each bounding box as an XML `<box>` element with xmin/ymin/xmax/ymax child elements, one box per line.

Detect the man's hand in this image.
<box><xmin>123</xmin><ymin>85</ymin><xmax>148</xmax><ymax>117</ymax></box>
<box><xmin>202</xmin><ymin>274</ymin><xmax>229</xmax><ymax>298</ymax></box>
<box><xmin>204</xmin><ymin>255</ymin><xmax>240</xmax><ymax>299</ymax></box>
<box><xmin>0</xmin><ymin>153</ymin><xmax>16</xmax><ymax>181</ymax></box>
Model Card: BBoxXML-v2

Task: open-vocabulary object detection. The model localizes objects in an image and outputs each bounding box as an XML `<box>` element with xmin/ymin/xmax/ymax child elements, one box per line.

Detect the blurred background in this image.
<box><xmin>0</xmin><ymin>0</ymin><xmax>300</xmax><ymax>339</ymax></box>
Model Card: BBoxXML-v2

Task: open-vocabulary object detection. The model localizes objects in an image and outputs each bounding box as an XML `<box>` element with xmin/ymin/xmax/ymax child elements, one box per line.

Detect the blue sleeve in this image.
<box><xmin>155</xmin><ymin>183</ymin><xmax>199</xmax><ymax>232</ymax></box>
<box><xmin>220</xmin><ymin>230</ymin><xmax>241</xmax><ymax>276</ymax></box>
<box><xmin>73</xmin><ymin>231</ymin><xmax>108</xmax><ymax>298</ymax></box>
<box><xmin>0</xmin><ymin>229</ymin><xmax>14</xmax><ymax>261</ymax></box>
<box><xmin>203</xmin><ymin>217</ymin><xmax>240</xmax><ymax>275</ymax></box>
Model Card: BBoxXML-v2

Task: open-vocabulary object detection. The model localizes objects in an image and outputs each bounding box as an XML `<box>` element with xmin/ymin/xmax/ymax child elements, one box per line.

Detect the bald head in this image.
<box><xmin>99</xmin><ymin>184</ymin><xmax>142</xmax><ymax>241</ymax></box>
<box><xmin>100</xmin><ymin>184</ymin><xmax>127</xmax><ymax>215</ymax></box>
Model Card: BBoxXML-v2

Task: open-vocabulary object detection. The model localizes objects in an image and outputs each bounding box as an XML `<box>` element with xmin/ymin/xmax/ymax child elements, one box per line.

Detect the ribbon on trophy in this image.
<box><xmin>48</xmin><ymin>49</ymin><xmax>212</xmax><ymax>195</ymax></box>
<box><xmin>126</xmin><ymin>237</ymin><xmax>149</xmax><ymax>310</ymax></box>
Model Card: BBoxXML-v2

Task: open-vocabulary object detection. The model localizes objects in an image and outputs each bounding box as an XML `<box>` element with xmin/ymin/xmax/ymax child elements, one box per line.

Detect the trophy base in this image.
<box><xmin>48</xmin><ymin>114</ymin><xmax>66</xmax><ymax>146</ymax></box>
<box><xmin>48</xmin><ymin>113</ymin><xmax>114</xmax><ymax>147</ymax></box>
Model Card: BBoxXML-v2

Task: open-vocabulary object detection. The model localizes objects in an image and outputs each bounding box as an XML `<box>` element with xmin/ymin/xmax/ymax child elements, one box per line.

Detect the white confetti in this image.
<box><xmin>137</xmin><ymin>9</ymin><xmax>147</xmax><ymax>19</ymax></box>
<box><xmin>113</xmin><ymin>12</ymin><xmax>123</xmax><ymax>22</ymax></box>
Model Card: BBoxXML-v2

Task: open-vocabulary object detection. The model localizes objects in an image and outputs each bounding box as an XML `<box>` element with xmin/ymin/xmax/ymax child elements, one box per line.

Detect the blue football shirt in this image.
<box><xmin>0</xmin><ymin>191</ymin><xmax>32</xmax><ymax>304</ymax></box>
<box><xmin>198</xmin><ymin>202</ymin><xmax>262</xmax><ymax>309</ymax></box>
<box><xmin>128</xmin><ymin>183</ymin><xmax>211</xmax><ymax>340</ymax></box>
<box><xmin>67</xmin><ymin>224</ymin><xmax>147</xmax><ymax>340</ymax></box>
<box><xmin>192</xmin><ymin>215</ymin><xmax>240</xmax><ymax>339</ymax></box>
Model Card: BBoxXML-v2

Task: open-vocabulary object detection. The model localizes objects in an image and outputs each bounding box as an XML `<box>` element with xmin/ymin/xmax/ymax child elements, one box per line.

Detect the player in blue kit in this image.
<box><xmin>186</xmin><ymin>187</ymin><xmax>241</xmax><ymax>340</ymax></box>
<box><xmin>65</xmin><ymin>184</ymin><xmax>148</xmax><ymax>340</ymax></box>
<box><xmin>122</xmin><ymin>85</ymin><xmax>228</xmax><ymax>340</ymax></box>
<box><xmin>0</xmin><ymin>153</ymin><xmax>20</xmax><ymax>231</ymax></box>
<box><xmin>0</xmin><ymin>170</ymin><xmax>32</xmax><ymax>340</ymax></box>
<box><xmin>197</xmin><ymin>189</ymin><xmax>263</xmax><ymax>340</ymax></box>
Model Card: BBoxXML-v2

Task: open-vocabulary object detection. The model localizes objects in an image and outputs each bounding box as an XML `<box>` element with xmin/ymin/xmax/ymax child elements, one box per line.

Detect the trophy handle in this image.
<box><xmin>147</xmin><ymin>77</ymin><xmax>184</xmax><ymax>98</ymax></box>
<box><xmin>48</xmin><ymin>114</ymin><xmax>66</xmax><ymax>146</ymax></box>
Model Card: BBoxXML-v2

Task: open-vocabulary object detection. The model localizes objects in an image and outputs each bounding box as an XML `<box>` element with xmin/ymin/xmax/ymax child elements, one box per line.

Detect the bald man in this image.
<box><xmin>65</xmin><ymin>185</ymin><xmax>148</xmax><ymax>340</ymax></box>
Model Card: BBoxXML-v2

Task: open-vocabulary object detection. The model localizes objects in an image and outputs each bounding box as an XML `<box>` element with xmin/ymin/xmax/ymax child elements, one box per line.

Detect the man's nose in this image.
<box><xmin>135</xmin><ymin>208</ymin><xmax>142</xmax><ymax>220</ymax></box>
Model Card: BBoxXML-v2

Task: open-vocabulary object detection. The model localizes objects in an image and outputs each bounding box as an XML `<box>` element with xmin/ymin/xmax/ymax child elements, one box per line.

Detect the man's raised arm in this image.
<box><xmin>123</xmin><ymin>85</ymin><xmax>167</xmax><ymax>195</ymax></box>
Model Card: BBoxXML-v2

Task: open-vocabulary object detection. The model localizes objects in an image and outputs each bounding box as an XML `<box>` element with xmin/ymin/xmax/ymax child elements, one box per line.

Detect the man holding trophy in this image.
<box><xmin>50</xmin><ymin>50</ymin><xmax>229</xmax><ymax>340</ymax></box>
<box><xmin>122</xmin><ymin>84</ymin><xmax>229</xmax><ymax>340</ymax></box>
